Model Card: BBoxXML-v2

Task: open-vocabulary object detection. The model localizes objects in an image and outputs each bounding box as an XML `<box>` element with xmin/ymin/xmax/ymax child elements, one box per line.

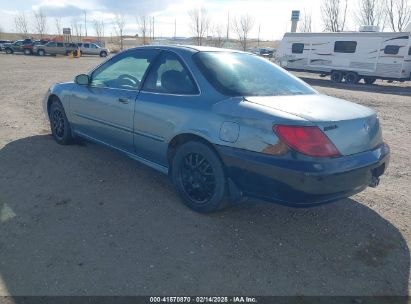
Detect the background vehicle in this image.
<box><xmin>3</xmin><ymin>39</ymin><xmax>33</xmax><ymax>54</ymax></box>
<box><xmin>22</xmin><ymin>40</ymin><xmax>50</xmax><ymax>55</ymax></box>
<box><xmin>249</xmin><ymin>47</ymin><xmax>276</xmax><ymax>58</ymax></box>
<box><xmin>0</xmin><ymin>40</ymin><xmax>12</xmax><ymax>51</ymax></box>
<box><xmin>34</xmin><ymin>42</ymin><xmax>78</xmax><ymax>56</ymax></box>
<box><xmin>276</xmin><ymin>29</ymin><xmax>411</xmax><ymax>84</ymax></box>
<box><xmin>43</xmin><ymin>45</ymin><xmax>389</xmax><ymax>213</ymax></box>
<box><xmin>76</xmin><ymin>42</ymin><xmax>109</xmax><ymax>57</ymax></box>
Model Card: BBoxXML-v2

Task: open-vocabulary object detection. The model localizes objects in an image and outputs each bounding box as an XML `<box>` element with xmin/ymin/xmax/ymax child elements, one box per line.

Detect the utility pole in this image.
<box><xmin>149</xmin><ymin>18</ymin><xmax>152</xmax><ymax>40</ymax></box>
<box><xmin>174</xmin><ymin>19</ymin><xmax>177</xmax><ymax>39</ymax></box>
<box><xmin>226</xmin><ymin>11</ymin><xmax>230</xmax><ymax>40</ymax></box>
<box><xmin>152</xmin><ymin>16</ymin><xmax>155</xmax><ymax>40</ymax></box>
<box><xmin>258</xmin><ymin>24</ymin><xmax>261</xmax><ymax>47</ymax></box>
<box><xmin>84</xmin><ymin>11</ymin><xmax>87</xmax><ymax>37</ymax></box>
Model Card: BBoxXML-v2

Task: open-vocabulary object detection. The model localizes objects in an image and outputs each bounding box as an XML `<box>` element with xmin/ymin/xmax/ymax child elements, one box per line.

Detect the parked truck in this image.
<box><xmin>276</xmin><ymin>27</ymin><xmax>411</xmax><ymax>84</ymax></box>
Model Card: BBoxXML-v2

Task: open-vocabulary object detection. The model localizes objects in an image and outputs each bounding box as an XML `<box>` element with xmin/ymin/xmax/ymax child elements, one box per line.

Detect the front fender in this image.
<box><xmin>44</xmin><ymin>82</ymin><xmax>75</xmax><ymax>120</ymax></box>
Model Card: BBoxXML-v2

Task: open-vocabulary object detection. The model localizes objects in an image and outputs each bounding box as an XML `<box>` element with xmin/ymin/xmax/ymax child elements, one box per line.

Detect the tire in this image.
<box><xmin>24</xmin><ymin>48</ymin><xmax>32</xmax><ymax>55</ymax></box>
<box><xmin>5</xmin><ymin>48</ymin><xmax>13</xmax><ymax>54</ymax></box>
<box><xmin>330</xmin><ymin>71</ymin><xmax>343</xmax><ymax>83</ymax></box>
<box><xmin>100</xmin><ymin>51</ymin><xmax>107</xmax><ymax>57</ymax></box>
<box><xmin>38</xmin><ymin>49</ymin><xmax>45</xmax><ymax>56</ymax></box>
<box><xmin>171</xmin><ymin>141</ymin><xmax>228</xmax><ymax>213</ymax></box>
<box><xmin>49</xmin><ymin>101</ymin><xmax>74</xmax><ymax>145</ymax></box>
<box><xmin>345</xmin><ymin>72</ymin><xmax>360</xmax><ymax>84</ymax></box>
<box><xmin>364</xmin><ymin>76</ymin><xmax>377</xmax><ymax>85</ymax></box>
<box><xmin>65</xmin><ymin>50</ymin><xmax>71</xmax><ymax>56</ymax></box>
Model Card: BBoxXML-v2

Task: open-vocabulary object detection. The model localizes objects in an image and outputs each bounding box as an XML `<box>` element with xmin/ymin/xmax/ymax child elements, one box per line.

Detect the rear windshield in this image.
<box><xmin>193</xmin><ymin>52</ymin><xmax>315</xmax><ymax>97</ymax></box>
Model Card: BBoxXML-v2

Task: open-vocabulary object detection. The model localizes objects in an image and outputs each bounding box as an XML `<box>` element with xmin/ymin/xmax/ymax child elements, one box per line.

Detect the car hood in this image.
<box><xmin>244</xmin><ymin>94</ymin><xmax>375</xmax><ymax>122</ymax></box>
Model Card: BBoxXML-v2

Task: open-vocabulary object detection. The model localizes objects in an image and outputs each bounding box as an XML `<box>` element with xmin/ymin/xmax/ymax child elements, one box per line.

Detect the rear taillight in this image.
<box><xmin>273</xmin><ymin>125</ymin><xmax>340</xmax><ymax>157</ymax></box>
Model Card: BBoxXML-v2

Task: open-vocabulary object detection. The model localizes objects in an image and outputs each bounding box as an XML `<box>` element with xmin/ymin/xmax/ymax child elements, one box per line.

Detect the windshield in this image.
<box><xmin>193</xmin><ymin>52</ymin><xmax>316</xmax><ymax>97</ymax></box>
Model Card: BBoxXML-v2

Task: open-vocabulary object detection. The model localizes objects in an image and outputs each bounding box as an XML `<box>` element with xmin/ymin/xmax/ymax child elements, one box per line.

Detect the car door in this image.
<box><xmin>56</xmin><ymin>42</ymin><xmax>65</xmax><ymax>54</ymax></box>
<box><xmin>90</xmin><ymin>43</ymin><xmax>100</xmax><ymax>55</ymax></box>
<box><xmin>70</xmin><ymin>49</ymin><xmax>160</xmax><ymax>152</ymax></box>
<box><xmin>45</xmin><ymin>42</ymin><xmax>56</xmax><ymax>54</ymax></box>
<box><xmin>134</xmin><ymin>51</ymin><xmax>201</xmax><ymax>165</ymax></box>
<box><xmin>14</xmin><ymin>41</ymin><xmax>23</xmax><ymax>52</ymax></box>
<box><xmin>82</xmin><ymin>43</ymin><xmax>90</xmax><ymax>55</ymax></box>
<box><xmin>405</xmin><ymin>45</ymin><xmax>411</xmax><ymax>76</ymax></box>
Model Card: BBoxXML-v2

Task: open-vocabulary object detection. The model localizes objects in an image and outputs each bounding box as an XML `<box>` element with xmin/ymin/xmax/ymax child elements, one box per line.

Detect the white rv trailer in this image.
<box><xmin>276</xmin><ymin>31</ymin><xmax>411</xmax><ymax>84</ymax></box>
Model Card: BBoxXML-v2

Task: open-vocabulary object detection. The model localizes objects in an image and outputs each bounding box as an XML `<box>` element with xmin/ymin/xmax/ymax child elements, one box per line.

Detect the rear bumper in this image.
<box><xmin>216</xmin><ymin>143</ymin><xmax>390</xmax><ymax>207</ymax></box>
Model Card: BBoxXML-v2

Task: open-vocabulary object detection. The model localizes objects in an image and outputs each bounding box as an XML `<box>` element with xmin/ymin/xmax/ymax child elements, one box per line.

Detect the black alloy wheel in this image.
<box><xmin>52</xmin><ymin>108</ymin><xmax>65</xmax><ymax>139</ymax></box>
<box><xmin>49</xmin><ymin>101</ymin><xmax>73</xmax><ymax>145</ymax></box>
<box><xmin>180</xmin><ymin>152</ymin><xmax>216</xmax><ymax>204</ymax></box>
<box><xmin>171</xmin><ymin>141</ymin><xmax>228</xmax><ymax>213</ymax></box>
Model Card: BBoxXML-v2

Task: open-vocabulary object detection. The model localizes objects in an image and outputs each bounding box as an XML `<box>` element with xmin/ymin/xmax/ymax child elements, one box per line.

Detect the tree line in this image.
<box><xmin>10</xmin><ymin>10</ymin><xmax>107</xmax><ymax>43</ymax></box>
<box><xmin>300</xmin><ymin>0</ymin><xmax>411</xmax><ymax>33</ymax></box>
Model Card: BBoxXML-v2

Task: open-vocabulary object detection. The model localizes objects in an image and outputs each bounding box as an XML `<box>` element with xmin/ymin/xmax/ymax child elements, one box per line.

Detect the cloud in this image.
<box><xmin>96</xmin><ymin>0</ymin><xmax>175</xmax><ymax>15</ymax></box>
<box><xmin>32</xmin><ymin>1</ymin><xmax>85</xmax><ymax>17</ymax></box>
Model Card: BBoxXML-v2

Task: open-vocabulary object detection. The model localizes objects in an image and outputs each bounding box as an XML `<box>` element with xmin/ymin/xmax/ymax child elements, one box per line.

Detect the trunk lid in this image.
<box><xmin>245</xmin><ymin>94</ymin><xmax>383</xmax><ymax>156</ymax></box>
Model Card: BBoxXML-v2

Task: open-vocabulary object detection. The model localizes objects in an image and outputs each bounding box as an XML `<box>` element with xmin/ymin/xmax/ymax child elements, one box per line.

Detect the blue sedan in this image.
<box><xmin>43</xmin><ymin>45</ymin><xmax>390</xmax><ymax>212</ymax></box>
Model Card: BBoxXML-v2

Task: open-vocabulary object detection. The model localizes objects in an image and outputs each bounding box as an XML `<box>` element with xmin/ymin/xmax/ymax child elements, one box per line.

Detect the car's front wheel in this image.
<box><xmin>24</xmin><ymin>48</ymin><xmax>31</xmax><ymax>55</ymax></box>
<box><xmin>100</xmin><ymin>51</ymin><xmax>107</xmax><ymax>57</ymax></box>
<box><xmin>37</xmin><ymin>49</ymin><xmax>45</xmax><ymax>56</ymax></box>
<box><xmin>5</xmin><ymin>48</ymin><xmax>13</xmax><ymax>54</ymax></box>
<box><xmin>49</xmin><ymin>101</ymin><xmax>74</xmax><ymax>145</ymax></box>
<box><xmin>171</xmin><ymin>141</ymin><xmax>228</xmax><ymax>213</ymax></box>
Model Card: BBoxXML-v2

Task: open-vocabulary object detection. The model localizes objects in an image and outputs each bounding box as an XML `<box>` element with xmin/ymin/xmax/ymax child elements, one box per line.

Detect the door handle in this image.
<box><xmin>118</xmin><ymin>97</ymin><xmax>129</xmax><ymax>104</ymax></box>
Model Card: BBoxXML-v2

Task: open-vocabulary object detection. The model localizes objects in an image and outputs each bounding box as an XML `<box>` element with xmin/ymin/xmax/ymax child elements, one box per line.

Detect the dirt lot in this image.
<box><xmin>0</xmin><ymin>53</ymin><xmax>410</xmax><ymax>297</ymax></box>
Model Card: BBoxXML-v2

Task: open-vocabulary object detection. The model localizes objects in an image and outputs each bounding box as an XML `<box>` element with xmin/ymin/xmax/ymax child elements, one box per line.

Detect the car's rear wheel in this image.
<box><xmin>100</xmin><ymin>51</ymin><xmax>107</xmax><ymax>57</ymax></box>
<box><xmin>24</xmin><ymin>48</ymin><xmax>32</xmax><ymax>55</ymax></box>
<box><xmin>171</xmin><ymin>141</ymin><xmax>228</xmax><ymax>213</ymax></box>
<box><xmin>330</xmin><ymin>71</ymin><xmax>343</xmax><ymax>83</ymax></box>
<box><xmin>364</xmin><ymin>76</ymin><xmax>377</xmax><ymax>85</ymax></box>
<box><xmin>49</xmin><ymin>101</ymin><xmax>73</xmax><ymax>145</ymax></box>
<box><xmin>38</xmin><ymin>49</ymin><xmax>45</xmax><ymax>56</ymax></box>
<box><xmin>5</xmin><ymin>48</ymin><xmax>13</xmax><ymax>54</ymax></box>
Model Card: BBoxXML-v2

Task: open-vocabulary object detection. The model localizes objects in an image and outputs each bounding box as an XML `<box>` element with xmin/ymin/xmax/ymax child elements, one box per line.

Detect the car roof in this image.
<box><xmin>128</xmin><ymin>44</ymin><xmax>248</xmax><ymax>55</ymax></box>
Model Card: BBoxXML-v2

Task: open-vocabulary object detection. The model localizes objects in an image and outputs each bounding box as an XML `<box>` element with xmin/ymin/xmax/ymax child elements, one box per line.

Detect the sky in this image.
<box><xmin>0</xmin><ymin>0</ymin><xmax>361</xmax><ymax>40</ymax></box>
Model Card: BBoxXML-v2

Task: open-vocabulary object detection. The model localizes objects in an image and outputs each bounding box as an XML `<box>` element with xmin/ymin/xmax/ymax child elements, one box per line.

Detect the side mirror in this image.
<box><xmin>75</xmin><ymin>74</ymin><xmax>90</xmax><ymax>85</ymax></box>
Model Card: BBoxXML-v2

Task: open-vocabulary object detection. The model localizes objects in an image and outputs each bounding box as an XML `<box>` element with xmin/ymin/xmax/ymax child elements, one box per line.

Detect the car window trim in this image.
<box><xmin>88</xmin><ymin>49</ymin><xmax>162</xmax><ymax>92</ymax></box>
<box><xmin>140</xmin><ymin>50</ymin><xmax>201</xmax><ymax>97</ymax></box>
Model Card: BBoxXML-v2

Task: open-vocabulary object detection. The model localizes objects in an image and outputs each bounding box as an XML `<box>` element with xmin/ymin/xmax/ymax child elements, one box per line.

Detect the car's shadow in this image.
<box><xmin>300</xmin><ymin>76</ymin><xmax>411</xmax><ymax>96</ymax></box>
<box><xmin>0</xmin><ymin>135</ymin><xmax>409</xmax><ymax>297</ymax></box>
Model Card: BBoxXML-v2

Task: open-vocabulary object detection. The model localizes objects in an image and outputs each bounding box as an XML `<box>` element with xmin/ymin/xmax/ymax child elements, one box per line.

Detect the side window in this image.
<box><xmin>409</xmin><ymin>47</ymin><xmax>411</xmax><ymax>56</ymax></box>
<box><xmin>15</xmin><ymin>41</ymin><xmax>23</xmax><ymax>46</ymax></box>
<box><xmin>57</xmin><ymin>42</ymin><xmax>64</xmax><ymax>47</ymax></box>
<box><xmin>334</xmin><ymin>41</ymin><xmax>357</xmax><ymax>53</ymax></box>
<box><xmin>78</xmin><ymin>43</ymin><xmax>83</xmax><ymax>47</ymax></box>
<box><xmin>142</xmin><ymin>52</ymin><xmax>199</xmax><ymax>95</ymax></box>
<box><xmin>384</xmin><ymin>45</ymin><xmax>400</xmax><ymax>55</ymax></box>
<box><xmin>47</xmin><ymin>42</ymin><xmax>56</xmax><ymax>47</ymax></box>
<box><xmin>292</xmin><ymin>43</ymin><xmax>304</xmax><ymax>54</ymax></box>
<box><xmin>91</xmin><ymin>50</ymin><xmax>159</xmax><ymax>90</ymax></box>
<box><xmin>91</xmin><ymin>44</ymin><xmax>98</xmax><ymax>48</ymax></box>
<box><xmin>84</xmin><ymin>43</ymin><xmax>90</xmax><ymax>48</ymax></box>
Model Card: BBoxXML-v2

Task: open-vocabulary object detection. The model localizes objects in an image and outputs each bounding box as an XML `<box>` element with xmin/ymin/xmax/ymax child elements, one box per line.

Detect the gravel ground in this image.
<box><xmin>0</xmin><ymin>53</ymin><xmax>410</xmax><ymax>297</ymax></box>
